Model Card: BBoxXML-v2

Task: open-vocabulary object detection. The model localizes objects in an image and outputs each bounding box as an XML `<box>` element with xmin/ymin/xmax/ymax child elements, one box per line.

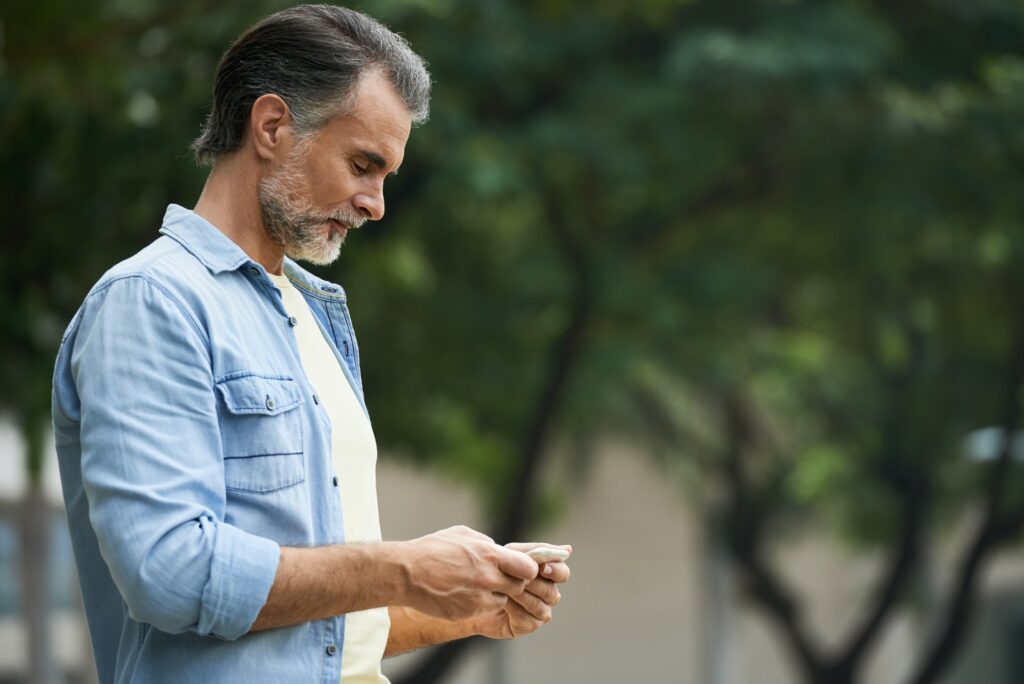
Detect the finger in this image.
<box><xmin>510</xmin><ymin>587</ymin><xmax>553</xmax><ymax>621</ymax></box>
<box><xmin>523</xmin><ymin>578</ymin><xmax>561</xmax><ymax>605</ymax></box>
<box><xmin>492</xmin><ymin>574</ymin><xmax>529</xmax><ymax>598</ymax></box>
<box><xmin>505</xmin><ymin>596</ymin><xmax>549</xmax><ymax>633</ymax></box>
<box><xmin>495</xmin><ymin>547</ymin><xmax>539</xmax><ymax>581</ymax></box>
<box><xmin>540</xmin><ymin>560</ymin><xmax>571</xmax><ymax>582</ymax></box>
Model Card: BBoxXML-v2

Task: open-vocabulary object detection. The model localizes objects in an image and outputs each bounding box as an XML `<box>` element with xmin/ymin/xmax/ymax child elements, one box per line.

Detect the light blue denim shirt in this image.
<box><xmin>52</xmin><ymin>204</ymin><xmax>368</xmax><ymax>683</ymax></box>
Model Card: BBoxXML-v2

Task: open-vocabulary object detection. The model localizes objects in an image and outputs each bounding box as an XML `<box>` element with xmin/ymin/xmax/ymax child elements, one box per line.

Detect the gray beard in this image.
<box><xmin>257</xmin><ymin>172</ymin><xmax>349</xmax><ymax>266</ymax></box>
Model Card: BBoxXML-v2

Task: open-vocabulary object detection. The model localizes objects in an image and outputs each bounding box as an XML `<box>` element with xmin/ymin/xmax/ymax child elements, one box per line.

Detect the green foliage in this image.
<box><xmin>4</xmin><ymin>0</ymin><xmax>1024</xmax><ymax>549</ymax></box>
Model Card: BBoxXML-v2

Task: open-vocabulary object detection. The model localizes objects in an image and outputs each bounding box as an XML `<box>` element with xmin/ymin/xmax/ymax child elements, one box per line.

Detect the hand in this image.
<box><xmin>400</xmin><ymin>526</ymin><xmax>539</xmax><ymax>621</ymax></box>
<box><xmin>473</xmin><ymin>543</ymin><xmax>572</xmax><ymax>640</ymax></box>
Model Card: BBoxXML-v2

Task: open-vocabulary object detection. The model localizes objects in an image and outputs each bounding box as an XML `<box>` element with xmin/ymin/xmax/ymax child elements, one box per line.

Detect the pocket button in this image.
<box><xmin>265</xmin><ymin>396</ymin><xmax>276</xmax><ymax>411</ymax></box>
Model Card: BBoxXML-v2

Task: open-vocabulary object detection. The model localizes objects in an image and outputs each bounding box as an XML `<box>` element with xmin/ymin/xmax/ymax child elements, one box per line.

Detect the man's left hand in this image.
<box><xmin>472</xmin><ymin>543</ymin><xmax>572</xmax><ymax>640</ymax></box>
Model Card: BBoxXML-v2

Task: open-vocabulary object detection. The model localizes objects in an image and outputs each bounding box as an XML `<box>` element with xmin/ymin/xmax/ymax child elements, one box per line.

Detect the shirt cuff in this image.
<box><xmin>197</xmin><ymin>517</ymin><xmax>281</xmax><ymax>640</ymax></box>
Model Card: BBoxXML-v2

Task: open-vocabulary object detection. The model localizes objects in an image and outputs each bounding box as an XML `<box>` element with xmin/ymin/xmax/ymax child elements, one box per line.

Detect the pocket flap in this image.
<box><xmin>215</xmin><ymin>374</ymin><xmax>303</xmax><ymax>415</ymax></box>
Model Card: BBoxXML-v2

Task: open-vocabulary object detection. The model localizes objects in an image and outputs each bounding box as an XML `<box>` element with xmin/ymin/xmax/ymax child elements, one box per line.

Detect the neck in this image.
<box><xmin>193</xmin><ymin>152</ymin><xmax>286</xmax><ymax>275</ymax></box>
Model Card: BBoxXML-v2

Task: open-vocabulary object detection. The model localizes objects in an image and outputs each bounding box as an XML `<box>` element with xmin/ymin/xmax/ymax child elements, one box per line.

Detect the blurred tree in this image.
<box><xmin>3</xmin><ymin>1</ymin><xmax>1024</xmax><ymax>683</ymax></box>
<box><xmin>367</xmin><ymin>1</ymin><xmax>1024</xmax><ymax>681</ymax></box>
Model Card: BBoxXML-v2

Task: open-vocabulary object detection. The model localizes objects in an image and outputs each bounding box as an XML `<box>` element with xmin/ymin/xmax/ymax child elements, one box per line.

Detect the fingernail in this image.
<box><xmin>543</xmin><ymin>564</ymin><xmax>553</xmax><ymax>576</ymax></box>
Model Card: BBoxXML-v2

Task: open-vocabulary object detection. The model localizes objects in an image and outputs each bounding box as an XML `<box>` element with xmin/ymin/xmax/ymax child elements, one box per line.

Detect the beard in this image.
<box><xmin>257</xmin><ymin>146</ymin><xmax>366</xmax><ymax>266</ymax></box>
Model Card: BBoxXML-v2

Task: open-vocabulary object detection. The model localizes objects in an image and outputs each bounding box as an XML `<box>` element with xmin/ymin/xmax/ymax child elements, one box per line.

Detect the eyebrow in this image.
<box><xmin>358</xmin><ymin>149</ymin><xmax>399</xmax><ymax>177</ymax></box>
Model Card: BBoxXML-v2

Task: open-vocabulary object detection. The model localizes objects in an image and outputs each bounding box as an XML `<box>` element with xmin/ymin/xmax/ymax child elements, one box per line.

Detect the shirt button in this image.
<box><xmin>287</xmin><ymin>316</ymin><xmax>298</xmax><ymax>327</ymax></box>
<box><xmin>326</xmin><ymin>644</ymin><xmax>337</xmax><ymax>656</ymax></box>
<box><xmin>265</xmin><ymin>396</ymin><xmax>276</xmax><ymax>411</ymax></box>
<box><xmin>333</xmin><ymin>476</ymin><xmax>338</xmax><ymax>487</ymax></box>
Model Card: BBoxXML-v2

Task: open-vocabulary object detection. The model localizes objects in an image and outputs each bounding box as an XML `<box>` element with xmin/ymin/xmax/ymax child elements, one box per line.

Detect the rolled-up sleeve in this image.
<box><xmin>71</xmin><ymin>274</ymin><xmax>280</xmax><ymax>640</ymax></box>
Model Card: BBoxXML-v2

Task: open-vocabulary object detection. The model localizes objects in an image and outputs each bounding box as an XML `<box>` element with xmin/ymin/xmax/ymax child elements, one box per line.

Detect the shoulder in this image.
<box><xmin>90</xmin><ymin>236</ymin><xmax>212</xmax><ymax>302</ymax></box>
<box><xmin>68</xmin><ymin>236</ymin><xmax>218</xmax><ymax>350</ymax></box>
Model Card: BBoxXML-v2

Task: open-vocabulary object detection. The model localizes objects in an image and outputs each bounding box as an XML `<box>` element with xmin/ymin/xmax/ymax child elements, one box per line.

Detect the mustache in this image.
<box><xmin>326</xmin><ymin>211</ymin><xmax>366</xmax><ymax>231</ymax></box>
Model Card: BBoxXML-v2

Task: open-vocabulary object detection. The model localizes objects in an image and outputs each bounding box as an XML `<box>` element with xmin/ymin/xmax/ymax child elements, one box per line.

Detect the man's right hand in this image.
<box><xmin>398</xmin><ymin>526</ymin><xmax>539</xmax><ymax>620</ymax></box>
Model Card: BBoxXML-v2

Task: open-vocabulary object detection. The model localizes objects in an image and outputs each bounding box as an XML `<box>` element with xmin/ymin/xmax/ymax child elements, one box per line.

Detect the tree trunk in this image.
<box><xmin>20</xmin><ymin>482</ymin><xmax>56</xmax><ymax>684</ymax></box>
<box><xmin>20</xmin><ymin>415</ymin><xmax>57</xmax><ymax>684</ymax></box>
<box><xmin>394</xmin><ymin>209</ymin><xmax>593</xmax><ymax>684</ymax></box>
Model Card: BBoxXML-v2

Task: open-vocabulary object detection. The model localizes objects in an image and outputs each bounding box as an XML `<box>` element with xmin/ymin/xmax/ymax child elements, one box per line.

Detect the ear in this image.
<box><xmin>248</xmin><ymin>94</ymin><xmax>294</xmax><ymax>163</ymax></box>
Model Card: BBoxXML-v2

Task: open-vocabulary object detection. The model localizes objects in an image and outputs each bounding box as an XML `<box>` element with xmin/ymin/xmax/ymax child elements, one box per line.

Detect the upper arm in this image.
<box><xmin>71</xmin><ymin>275</ymin><xmax>278</xmax><ymax>638</ymax></box>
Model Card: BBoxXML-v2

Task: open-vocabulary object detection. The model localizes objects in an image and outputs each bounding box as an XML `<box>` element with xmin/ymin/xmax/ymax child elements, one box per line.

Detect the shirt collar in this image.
<box><xmin>158</xmin><ymin>204</ymin><xmax>254</xmax><ymax>275</ymax></box>
<box><xmin>158</xmin><ymin>204</ymin><xmax>347</xmax><ymax>300</ymax></box>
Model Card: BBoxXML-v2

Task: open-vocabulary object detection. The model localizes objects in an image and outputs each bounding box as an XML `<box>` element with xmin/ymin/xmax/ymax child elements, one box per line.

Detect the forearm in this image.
<box><xmin>385</xmin><ymin>605</ymin><xmax>477</xmax><ymax>657</ymax></box>
<box><xmin>251</xmin><ymin>542</ymin><xmax>407</xmax><ymax>632</ymax></box>
<box><xmin>251</xmin><ymin>526</ymin><xmax>540</xmax><ymax>635</ymax></box>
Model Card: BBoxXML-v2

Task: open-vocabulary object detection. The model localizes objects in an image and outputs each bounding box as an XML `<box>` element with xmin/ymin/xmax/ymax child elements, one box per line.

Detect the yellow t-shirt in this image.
<box><xmin>269</xmin><ymin>272</ymin><xmax>390</xmax><ymax>684</ymax></box>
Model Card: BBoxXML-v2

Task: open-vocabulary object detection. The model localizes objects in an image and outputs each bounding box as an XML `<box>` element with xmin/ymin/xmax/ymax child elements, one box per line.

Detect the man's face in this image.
<box><xmin>258</xmin><ymin>71</ymin><xmax>412</xmax><ymax>265</ymax></box>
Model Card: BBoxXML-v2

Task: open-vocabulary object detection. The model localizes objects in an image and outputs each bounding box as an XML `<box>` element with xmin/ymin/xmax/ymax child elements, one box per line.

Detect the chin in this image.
<box><xmin>289</xmin><ymin>238</ymin><xmax>344</xmax><ymax>266</ymax></box>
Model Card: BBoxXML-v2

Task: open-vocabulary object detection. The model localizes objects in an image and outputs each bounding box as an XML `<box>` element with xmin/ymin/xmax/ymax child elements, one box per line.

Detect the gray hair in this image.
<box><xmin>191</xmin><ymin>4</ymin><xmax>431</xmax><ymax>166</ymax></box>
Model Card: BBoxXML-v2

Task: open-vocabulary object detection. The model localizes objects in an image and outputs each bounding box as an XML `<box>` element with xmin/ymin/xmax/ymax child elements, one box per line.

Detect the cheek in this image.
<box><xmin>306</xmin><ymin>157</ymin><xmax>356</xmax><ymax>204</ymax></box>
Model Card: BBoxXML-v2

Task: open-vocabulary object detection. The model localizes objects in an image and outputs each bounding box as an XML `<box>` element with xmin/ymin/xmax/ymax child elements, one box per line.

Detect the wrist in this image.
<box><xmin>379</xmin><ymin>541</ymin><xmax>415</xmax><ymax>607</ymax></box>
<box><xmin>455</xmin><ymin>614</ymin><xmax>482</xmax><ymax>639</ymax></box>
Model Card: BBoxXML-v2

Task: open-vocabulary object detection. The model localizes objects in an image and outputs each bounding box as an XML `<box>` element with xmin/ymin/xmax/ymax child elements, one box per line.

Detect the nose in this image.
<box><xmin>352</xmin><ymin>188</ymin><xmax>385</xmax><ymax>221</ymax></box>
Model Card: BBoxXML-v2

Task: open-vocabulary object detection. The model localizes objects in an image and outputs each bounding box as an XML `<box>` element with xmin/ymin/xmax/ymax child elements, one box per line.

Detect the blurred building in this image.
<box><xmin>0</xmin><ymin>418</ymin><xmax>94</xmax><ymax>684</ymax></box>
<box><xmin>3</xmin><ymin>419</ymin><xmax>1024</xmax><ymax>683</ymax></box>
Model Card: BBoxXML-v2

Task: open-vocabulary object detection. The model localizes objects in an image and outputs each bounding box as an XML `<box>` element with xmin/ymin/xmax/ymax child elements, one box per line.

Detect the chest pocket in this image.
<box><xmin>215</xmin><ymin>373</ymin><xmax>305</xmax><ymax>493</ymax></box>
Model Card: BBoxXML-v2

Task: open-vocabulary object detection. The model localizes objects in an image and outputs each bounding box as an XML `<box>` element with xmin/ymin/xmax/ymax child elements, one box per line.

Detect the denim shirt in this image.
<box><xmin>51</xmin><ymin>204</ymin><xmax>367</xmax><ymax>684</ymax></box>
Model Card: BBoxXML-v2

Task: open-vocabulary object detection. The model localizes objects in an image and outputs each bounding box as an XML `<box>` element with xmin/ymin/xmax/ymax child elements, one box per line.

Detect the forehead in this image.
<box><xmin>313</xmin><ymin>71</ymin><xmax>412</xmax><ymax>167</ymax></box>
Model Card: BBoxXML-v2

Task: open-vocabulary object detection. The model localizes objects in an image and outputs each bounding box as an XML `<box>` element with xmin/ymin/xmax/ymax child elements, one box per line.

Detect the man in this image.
<box><xmin>51</xmin><ymin>5</ymin><xmax>571</xmax><ymax>683</ymax></box>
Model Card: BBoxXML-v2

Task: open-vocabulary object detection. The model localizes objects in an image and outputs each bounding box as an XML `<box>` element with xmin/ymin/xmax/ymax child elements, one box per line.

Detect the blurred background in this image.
<box><xmin>3</xmin><ymin>0</ymin><xmax>1024</xmax><ymax>682</ymax></box>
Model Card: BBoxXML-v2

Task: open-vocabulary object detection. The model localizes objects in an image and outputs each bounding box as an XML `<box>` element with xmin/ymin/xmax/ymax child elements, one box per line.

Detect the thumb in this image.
<box><xmin>496</xmin><ymin>546</ymin><xmax>539</xmax><ymax>581</ymax></box>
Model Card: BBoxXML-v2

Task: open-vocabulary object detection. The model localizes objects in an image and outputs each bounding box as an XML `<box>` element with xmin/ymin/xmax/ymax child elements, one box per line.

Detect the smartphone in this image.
<box><xmin>526</xmin><ymin>546</ymin><xmax>570</xmax><ymax>564</ymax></box>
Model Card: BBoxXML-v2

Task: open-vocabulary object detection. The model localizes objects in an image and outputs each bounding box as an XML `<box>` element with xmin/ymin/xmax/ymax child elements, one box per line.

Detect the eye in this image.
<box><xmin>351</xmin><ymin>159</ymin><xmax>369</xmax><ymax>176</ymax></box>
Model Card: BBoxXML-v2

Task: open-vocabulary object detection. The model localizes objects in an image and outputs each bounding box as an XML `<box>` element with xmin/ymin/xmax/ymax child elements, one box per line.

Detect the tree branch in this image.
<box><xmin>835</xmin><ymin>477</ymin><xmax>925</xmax><ymax>675</ymax></box>
<box><xmin>906</xmin><ymin>299</ymin><xmax>1024</xmax><ymax>684</ymax></box>
<box><xmin>721</xmin><ymin>392</ymin><xmax>826</xmax><ymax>682</ymax></box>
<box><xmin>832</xmin><ymin>328</ymin><xmax>931</xmax><ymax>676</ymax></box>
<box><xmin>495</xmin><ymin>193</ymin><xmax>593</xmax><ymax>542</ymax></box>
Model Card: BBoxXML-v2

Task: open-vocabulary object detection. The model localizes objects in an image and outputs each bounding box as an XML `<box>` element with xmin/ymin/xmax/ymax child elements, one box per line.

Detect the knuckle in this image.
<box><xmin>535</xmin><ymin>581</ymin><xmax>557</xmax><ymax>603</ymax></box>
